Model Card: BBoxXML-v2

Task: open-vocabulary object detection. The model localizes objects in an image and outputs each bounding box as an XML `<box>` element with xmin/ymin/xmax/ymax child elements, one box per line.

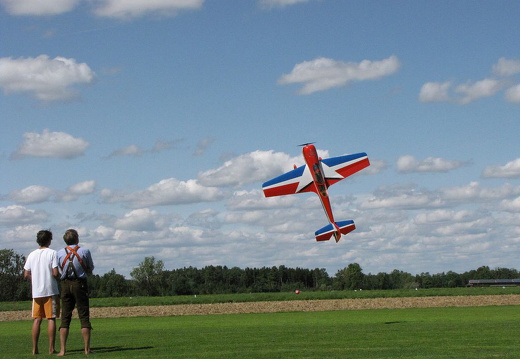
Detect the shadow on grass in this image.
<box><xmin>65</xmin><ymin>345</ymin><xmax>153</xmax><ymax>354</ymax></box>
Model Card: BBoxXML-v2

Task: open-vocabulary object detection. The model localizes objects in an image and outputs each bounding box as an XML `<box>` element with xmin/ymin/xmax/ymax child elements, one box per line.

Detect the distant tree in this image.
<box><xmin>0</xmin><ymin>249</ymin><xmax>30</xmax><ymax>301</ymax></box>
<box><xmin>98</xmin><ymin>269</ymin><xmax>131</xmax><ymax>297</ymax></box>
<box><xmin>130</xmin><ymin>256</ymin><xmax>165</xmax><ymax>296</ymax></box>
<box><xmin>334</xmin><ymin>263</ymin><xmax>364</xmax><ymax>290</ymax></box>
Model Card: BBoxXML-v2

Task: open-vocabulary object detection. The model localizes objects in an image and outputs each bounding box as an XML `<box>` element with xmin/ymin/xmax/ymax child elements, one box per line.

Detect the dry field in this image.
<box><xmin>2</xmin><ymin>295</ymin><xmax>520</xmax><ymax>322</ymax></box>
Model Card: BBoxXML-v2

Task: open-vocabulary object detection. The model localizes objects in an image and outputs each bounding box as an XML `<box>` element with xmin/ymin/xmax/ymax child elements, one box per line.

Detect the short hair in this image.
<box><xmin>36</xmin><ymin>230</ymin><xmax>53</xmax><ymax>247</ymax></box>
<box><xmin>63</xmin><ymin>229</ymin><xmax>79</xmax><ymax>245</ymax></box>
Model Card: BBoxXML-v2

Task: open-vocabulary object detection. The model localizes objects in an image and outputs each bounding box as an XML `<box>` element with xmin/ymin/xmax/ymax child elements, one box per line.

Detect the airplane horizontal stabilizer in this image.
<box><xmin>315</xmin><ymin>220</ymin><xmax>355</xmax><ymax>242</ymax></box>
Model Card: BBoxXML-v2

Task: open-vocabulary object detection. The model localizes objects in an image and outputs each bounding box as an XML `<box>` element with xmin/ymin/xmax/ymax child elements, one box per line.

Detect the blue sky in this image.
<box><xmin>1</xmin><ymin>0</ymin><xmax>519</xmax><ymax>278</ymax></box>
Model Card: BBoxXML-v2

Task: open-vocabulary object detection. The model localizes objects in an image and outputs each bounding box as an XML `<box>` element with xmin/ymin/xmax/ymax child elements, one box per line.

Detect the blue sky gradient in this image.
<box><xmin>1</xmin><ymin>0</ymin><xmax>519</xmax><ymax>278</ymax></box>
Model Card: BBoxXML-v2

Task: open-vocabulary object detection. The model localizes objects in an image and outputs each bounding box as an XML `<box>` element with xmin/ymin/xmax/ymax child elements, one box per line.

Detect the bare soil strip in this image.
<box><xmin>2</xmin><ymin>295</ymin><xmax>520</xmax><ymax>322</ymax></box>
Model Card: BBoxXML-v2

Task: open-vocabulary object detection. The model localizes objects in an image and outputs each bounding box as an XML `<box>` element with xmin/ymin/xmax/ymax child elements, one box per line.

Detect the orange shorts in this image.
<box><xmin>32</xmin><ymin>296</ymin><xmax>60</xmax><ymax>319</ymax></box>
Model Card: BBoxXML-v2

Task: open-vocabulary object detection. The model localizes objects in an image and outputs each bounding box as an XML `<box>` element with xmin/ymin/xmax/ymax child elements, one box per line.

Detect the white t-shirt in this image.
<box><xmin>24</xmin><ymin>248</ymin><xmax>59</xmax><ymax>298</ymax></box>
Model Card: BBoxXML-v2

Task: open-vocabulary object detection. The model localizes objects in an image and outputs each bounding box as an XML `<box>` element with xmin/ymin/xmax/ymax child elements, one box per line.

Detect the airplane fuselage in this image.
<box><xmin>302</xmin><ymin>144</ymin><xmax>337</xmax><ymax>233</ymax></box>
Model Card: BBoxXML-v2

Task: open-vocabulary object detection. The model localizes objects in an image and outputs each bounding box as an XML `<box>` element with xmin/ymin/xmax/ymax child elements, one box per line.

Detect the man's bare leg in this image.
<box><xmin>81</xmin><ymin>328</ymin><xmax>91</xmax><ymax>355</ymax></box>
<box><xmin>57</xmin><ymin>327</ymin><xmax>69</xmax><ymax>357</ymax></box>
<box><xmin>31</xmin><ymin>318</ymin><xmax>42</xmax><ymax>355</ymax></box>
<box><xmin>48</xmin><ymin>319</ymin><xmax>57</xmax><ymax>354</ymax></box>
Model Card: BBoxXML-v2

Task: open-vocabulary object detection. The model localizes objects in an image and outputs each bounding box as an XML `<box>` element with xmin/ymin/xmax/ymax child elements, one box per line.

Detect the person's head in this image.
<box><xmin>36</xmin><ymin>230</ymin><xmax>53</xmax><ymax>247</ymax></box>
<box><xmin>63</xmin><ymin>229</ymin><xmax>79</xmax><ymax>246</ymax></box>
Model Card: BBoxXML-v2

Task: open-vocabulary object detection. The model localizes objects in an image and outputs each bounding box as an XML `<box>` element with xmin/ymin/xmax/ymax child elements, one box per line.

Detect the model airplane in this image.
<box><xmin>262</xmin><ymin>143</ymin><xmax>370</xmax><ymax>242</ymax></box>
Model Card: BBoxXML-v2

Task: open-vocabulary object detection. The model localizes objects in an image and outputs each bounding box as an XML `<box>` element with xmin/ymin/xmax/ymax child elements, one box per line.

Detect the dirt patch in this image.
<box><xmin>3</xmin><ymin>295</ymin><xmax>520</xmax><ymax>322</ymax></box>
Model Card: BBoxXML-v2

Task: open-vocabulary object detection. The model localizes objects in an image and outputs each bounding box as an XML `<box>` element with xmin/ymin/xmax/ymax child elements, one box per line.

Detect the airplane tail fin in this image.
<box><xmin>315</xmin><ymin>220</ymin><xmax>356</xmax><ymax>242</ymax></box>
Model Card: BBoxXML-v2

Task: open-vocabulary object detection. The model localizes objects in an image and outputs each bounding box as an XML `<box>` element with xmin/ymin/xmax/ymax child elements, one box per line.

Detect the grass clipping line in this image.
<box><xmin>2</xmin><ymin>295</ymin><xmax>520</xmax><ymax>322</ymax></box>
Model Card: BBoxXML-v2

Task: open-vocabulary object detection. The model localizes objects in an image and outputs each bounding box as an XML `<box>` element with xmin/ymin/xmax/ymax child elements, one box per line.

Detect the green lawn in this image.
<box><xmin>3</xmin><ymin>287</ymin><xmax>520</xmax><ymax>312</ymax></box>
<box><xmin>2</xmin><ymin>305</ymin><xmax>520</xmax><ymax>358</ymax></box>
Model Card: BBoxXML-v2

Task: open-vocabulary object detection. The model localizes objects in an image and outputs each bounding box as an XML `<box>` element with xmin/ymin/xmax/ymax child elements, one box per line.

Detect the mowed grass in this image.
<box><xmin>2</xmin><ymin>305</ymin><xmax>520</xmax><ymax>358</ymax></box>
<box><xmin>4</xmin><ymin>287</ymin><xmax>520</xmax><ymax>311</ymax></box>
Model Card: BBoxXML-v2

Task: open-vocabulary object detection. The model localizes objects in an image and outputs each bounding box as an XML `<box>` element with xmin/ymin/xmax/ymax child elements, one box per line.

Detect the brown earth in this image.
<box><xmin>3</xmin><ymin>295</ymin><xmax>520</xmax><ymax>322</ymax></box>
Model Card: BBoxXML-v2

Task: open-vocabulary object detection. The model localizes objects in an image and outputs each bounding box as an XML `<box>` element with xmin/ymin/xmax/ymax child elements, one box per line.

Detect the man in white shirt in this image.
<box><xmin>24</xmin><ymin>230</ymin><xmax>60</xmax><ymax>355</ymax></box>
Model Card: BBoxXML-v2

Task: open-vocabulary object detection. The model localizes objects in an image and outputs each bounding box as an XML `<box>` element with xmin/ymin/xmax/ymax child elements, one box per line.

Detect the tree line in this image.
<box><xmin>1</xmin><ymin>249</ymin><xmax>519</xmax><ymax>301</ymax></box>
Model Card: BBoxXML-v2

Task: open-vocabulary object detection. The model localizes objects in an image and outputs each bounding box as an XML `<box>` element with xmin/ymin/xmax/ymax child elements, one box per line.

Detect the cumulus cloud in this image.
<box><xmin>259</xmin><ymin>0</ymin><xmax>313</xmax><ymax>8</ymax></box>
<box><xmin>441</xmin><ymin>182</ymin><xmax>520</xmax><ymax>203</ymax></box>
<box><xmin>397</xmin><ymin>155</ymin><xmax>467</xmax><ymax>173</ymax></box>
<box><xmin>0</xmin><ymin>55</ymin><xmax>95</xmax><ymax>102</ymax></box>
<box><xmin>7</xmin><ymin>180</ymin><xmax>96</xmax><ymax>204</ymax></box>
<box><xmin>101</xmin><ymin>178</ymin><xmax>224</xmax><ymax>208</ymax></box>
<box><xmin>93</xmin><ymin>0</ymin><xmax>204</xmax><ymax>19</ymax></box>
<box><xmin>193</xmin><ymin>137</ymin><xmax>215</xmax><ymax>156</ymax></box>
<box><xmin>8</xmin><ymin>185</ymin><xmax>54</xmax><ymax>204</ymax></box>
<box><xmin>0</xmin><ymin>205</ymin><xmax>48</xmax><ymax>225</ymax></box>
<box><xmin>0</xmin><ymin>0</ymin><xmax>78</xmax><ymax>15</ymax></box>
<box><xmin>505</xmin><ymin>84</ymin><xmax>520</xmax><ymax>103</ymax></box>
<box><xmin>59</xmin><ymin>180</ymin><xmax>96</xmax><ymax>201</ymax></box>
<box><xmin>108</xmin><ymin>145</ymin><xmax>143</xmax><ymax>158</ymax></box>
<box><xmin>362</xmin><ymin>159</ymin><xmax>388</xmax><ymax>175</ymax></box>
<box><xmin>500</xmin><ymin>196</ymin><xmax>520</xmax><ymax>212</ymax></box>
<box><xmin>226</xmin><ymin>189</ymin><xmax>298</xmax><ymax>211</ymax></box>
<box><xmin>419</xmin><ymin>57</ymin><xmax>520</xmax><ymax>104</ymax></box>
<box><xmin>107</xmin><ymin>139</ymin><xmax>181</xmax><ymax>158</ymax></box>
<box><xmin>418</xmin><ymin>81</ymin><xmax>452</xmax><ymax>103</ymax></box>
<box><xmin>113</xmin><ymin>208</ymin><xmax>162</xmax><ymax>231</ymax></box>
<box><xmin>492</xmin><ymin>58</ymin><xmax>520</xmax><ymax>77</ymax></box>
<box><xmin>482</xmin><ymin>158</ymin><xmax>520</xmax><ymax>179</ymax></box>
<box><xmin>414</xmin><ymin>209</ymin><xmax>476</xmax><ymax>225</ymax></box>
<box><xmin>11</xmin><ymin>129</ymin><xmax>89</xmax><ymax>159</ymax></box>
<box><xmin>278</xmin><ymin>55</ymin><xmax>401</xmax><ymax>95</ymax></box>
<box><xmin>198</xmin><ymin>150</ymin><xmax>299</xmax><ymax>187</ymax></box>
<box><xmin>455</xmin><ymin>78</ymin><xmax>504</xmax><ymax>104</ymax></box>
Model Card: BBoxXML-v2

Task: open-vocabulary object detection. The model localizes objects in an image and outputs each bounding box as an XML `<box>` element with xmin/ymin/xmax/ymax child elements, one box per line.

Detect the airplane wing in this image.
<box><xmin>262</xmin><ymin>152</ymin><xmax>369</xmax><ymax>198</ymax></box>
<box><xmin>262</xmin><ymin>164</ymin><xmax>315</xmax><ymax>197</ymax></box>
<box><xmin>321</xmin><ymin>152</ymin><xmax>370</xmax><ymax>187</ymax></box>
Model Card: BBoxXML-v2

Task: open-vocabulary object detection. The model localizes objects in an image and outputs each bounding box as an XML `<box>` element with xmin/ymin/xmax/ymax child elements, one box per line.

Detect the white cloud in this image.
<box><xmin>68</xmin><ymin>180</ymin><xmax>96</xmax><ymax>195</ymax></box>
<box><xmin>414</xmin><ymin>209</ymin><xmax>472</xmax><ymax>225</ymax></box>
<box><xmin>505</xmin><ymin>84</ymin><xmax>520</xmax><ymax>103</ymax></box>
<box><xmin>108</xmin><ymin>145</ymin><xmax>143</xmax><ymax>157</ymax></box>
<box><xmin>93</xmin><ymin>0</ymin><xmax>204</xmax><ymax>19</ymax></box>
<box><xmin>441</xmin><ymin>181</ymin><xmax>520</xmax><ymax>203</ymax></box>
<box><xmin>492</xmin><ymin>58</ymin><xmax>520</xmax><ymax>77</ymax></box>
<box><xmin>419</xmin><ymin>58</ymin><xmax>520</xmax><ymax>105</ymax></box>
<box><xmin>8</xmin><ymin>185</ymin><xmax>54</xmax><ymax>204</ymax></box>
<box><xmin>0</xmin><ymin>0</ymin><xmax>78</xmax><ymax>15</ymax></box>
<box><xmin>455</xmin><ymin>78</ymin><xmax>503</xmax><ymax>104</ymax></box>
<box><xmin>418</xmin><ymin>81</ymin><xmax>452</xmax><ymax>103</ymax></box>
<box><xmin>278</xmin><ymin>55</ymin><xmax>401</xmax><ymax>95</ymax></box>
<box><xmin>0</xmin><ymin>55</ymin><xmax>95</xmax><ymax>102</ymax></box>
<box><xmin>0</xmin><ymin>205</ymin><xmax>48</xmax><ymax>225</ymax></box>
<box><xmin>59</xmin><ymin>180</ymin><xmax>96</xmax><ymax>201</ymax></box>
<box><xmin>419</xmin><ymin>79</ymin><xmax>504</xmax><ymax>104</ymax></box>
<box><xmin>193</xmin><ymin>137</ymin><xmax>215</xmax><ymax>156</ymax></box>
<box><xmin>11</xmin><ymin>129</ymin><xmax>89</xmax><ymax>159</ymax></box>
<box><xmin>107</xmin><ymin>139</ymin><xmax>181</xmax><ymax>158</ymax></box>
<box><xmin>259</xmin><ymin>0</ymin><xmax>313</xmax><ymax>8</ymax></box>
<box><xmin>7</xmin><ymin>181</ymin><xmax>96</xmax><ymax>204</ymax></box>
<box><xmin>226</xmin><ymin>189</ymin><xmax>298</xmax><ymax>211</ymax></box>
<box><xmin>482</xmin><ymin>158</ymin><xmax>520</xmax><ymax>178</ymax></box>
<box><xmin>397</xmin><ymin>155</ymin><xmax>467</xmax><ymax>173</ymax></box>
<box><xmin>500</xmin><ymin>197</ymin><xmax>520</xmax><ymax>212</ymax></box>
<box><xmin>114</xmin><ymin>208</ymin><xmax>162</xmax><ymax>231</ymax></box>
<box><xmin>361</xmin><ymin>184</ymin><xmax>444</xmax><ymax>210</ymax></box>
<box><xmin>198</xmin><ymin>150</ymin><xmax>299</xmax><ymax>187</ymax></box>
<box><xmin>360</xmin><ymin>159</ymin><xmax>387</xmax><ymax>175</ymax></box>
<box><xmin>102</xmin><ymin>178</ymin><xmax>224</xmax><ymax>208</ymax></box>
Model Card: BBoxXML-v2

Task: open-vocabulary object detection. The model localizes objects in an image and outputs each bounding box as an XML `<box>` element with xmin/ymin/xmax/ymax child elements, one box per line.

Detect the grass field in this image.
<box><xmin>3</xmin><ymin>287</ymin><xmax>520</xmax><ymax>312</ymax></box>
<box><xmin>2</xmin><ymin>305</ymin><xmax>520</xmax><ymax>358</ymax></box>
